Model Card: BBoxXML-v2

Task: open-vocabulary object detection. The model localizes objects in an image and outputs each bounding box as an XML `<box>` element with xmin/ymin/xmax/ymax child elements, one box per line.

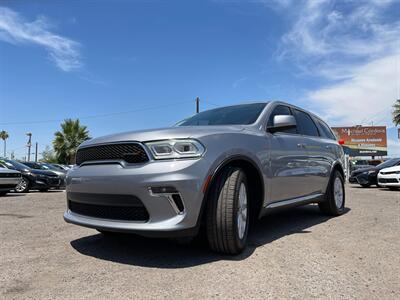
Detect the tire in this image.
<box><xmin>206</xmin><ymin>167</ymin><xmax>250</xmax><ymax>255</ymax></box>
<box><xmin>388</xmin><ymin>187</ymin><xmax>399</xmax><ymax>191</ymax></box>
<box><xmin>39</xmin><ymin>189</ymin><xmax>49</xmax><ymax>192</ymax></box>
<box><xmin>360</xmin><ymin>183</ymin><xmax>371</xmax><ymax>188</ymax></box>
<box><xmin>319</xmin><ymin>170</ymin><xmax>345</xmax><ymax>216</ymax></box>
<box><xmin>0</xmin><ymin>191</ymin><xmax>8</xmax><ymax>196</ymax></box>
<box><xmin>15</xmin><ymin>177</ymin><xmax>30</xmax><ymax>193</ymax></box>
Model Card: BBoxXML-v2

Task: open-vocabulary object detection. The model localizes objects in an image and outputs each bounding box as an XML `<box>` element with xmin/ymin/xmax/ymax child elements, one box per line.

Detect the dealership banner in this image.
<box><xmin>331</xmin><ymin>126</ymin><xmax>387</xmax><ymax>156</ymax></box>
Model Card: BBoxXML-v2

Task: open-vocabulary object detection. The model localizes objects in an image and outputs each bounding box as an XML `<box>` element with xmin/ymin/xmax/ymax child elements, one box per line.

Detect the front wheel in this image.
<box><xmin>319</xmin><ymin>170</ymin><xmax>345</xmax><ymax>216</ymax></box>
<box><xmin>15</xmin><ymin>177</ymin><xmax>30</xmax><ymax>193</ymax></box>
<box><xmin>206</xmin><ymin>167</ymin><xmax>249</xmax><ymax>255</ymax></box>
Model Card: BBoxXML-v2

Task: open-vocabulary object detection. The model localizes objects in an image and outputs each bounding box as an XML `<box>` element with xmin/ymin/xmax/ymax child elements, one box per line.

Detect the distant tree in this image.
<box><xmin>53</xmin><ymin>119</ymin><xmax>90</xmax><ymax>164</ymax></box>
<box><xmin>0</xmin><ymin>130</ymin><xmax>9</xmax><ymax>158</ymax></box>
<box><xmin>393</xmin><ymin>99</ymin><xmax>400</xmax><ymax>126</ymax></box>
<box><xmin>40</xmin><ymin>145</ymin><xmax>58</xmax><ymax>163</ymax></box>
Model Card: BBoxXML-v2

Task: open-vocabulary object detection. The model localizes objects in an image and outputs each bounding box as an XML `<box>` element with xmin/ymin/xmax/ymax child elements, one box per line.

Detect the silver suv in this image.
<box><xmin>64</xmin><ymin>101</ymin><xmax>345</xmax><ymax>254</ymax></box>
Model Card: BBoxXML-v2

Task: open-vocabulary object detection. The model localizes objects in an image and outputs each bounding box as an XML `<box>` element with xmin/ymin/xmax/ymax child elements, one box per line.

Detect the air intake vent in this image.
<box><xmin>76</xmin><ymin>143</ymin><xmax>149</xmax><ymax>165</ymax></box>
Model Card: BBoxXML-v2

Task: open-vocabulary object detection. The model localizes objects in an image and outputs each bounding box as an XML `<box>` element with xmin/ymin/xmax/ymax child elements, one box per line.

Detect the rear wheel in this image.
<box><xmin>360</xmin><ymin>183</ymin><xmax>371</xmax><ymax>188</ymax></box>
<box><xmin>15</xmin><ymin>177</ymin><xmax>30</xmax><ymax>193</ymax></box>
<box><xmin>39</xmin><ymin>189</ymin><xmax>49</xmax><ymax>192</ymax></box>
<box><xmin>0</xmin><ymin>191</ymin><xmax>8</xmax><ymax>196</ymax></box>
<box><xmin>388</xmin><ymin>187</ymin><xmax>399</xmax><ymax>191</ymax></box>
<box><xmin>206</xmin><ymin>167</ymin><xmax>249</xmax><ymax>255</ymax></box>
<box><xmin>319</xmin><ymin>170</ymin><xmax>345</xmax><ymax>216</ymax></box>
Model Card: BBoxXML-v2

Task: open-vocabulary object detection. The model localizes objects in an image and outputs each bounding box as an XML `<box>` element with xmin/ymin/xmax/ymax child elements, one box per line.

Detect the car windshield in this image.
<box><xmin>377</xmin><ymin>158</ymin><xmax>400</xmax><ymax>169</ymax></box>
<box><xmin>176</xmin><ymin>103</ymin><xmax>267</xmax><ymax>126</ymax></box>
<box><xmin>3</xmin><ymin>159</ymin><xmax>31</xmax><ymax>170</ymax></box>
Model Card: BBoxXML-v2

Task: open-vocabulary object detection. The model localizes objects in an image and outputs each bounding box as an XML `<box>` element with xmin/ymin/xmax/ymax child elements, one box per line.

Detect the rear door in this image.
<box><xmin>267</xmin><ymin>105</ymin><xmax>310</xmax><ymax>203</ymax></box>
<box><xmin>292</xmin><ymin>109</ymin><xmax>331</xmax><ymax>195</ymax></box>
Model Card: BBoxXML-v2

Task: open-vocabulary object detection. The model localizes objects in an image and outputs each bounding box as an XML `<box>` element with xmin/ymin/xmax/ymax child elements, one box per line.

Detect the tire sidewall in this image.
<box><xmin>331</xmin><ymin>171</ymin><xmax>345</xmax><ymax>214</ymax></box>
<box><xmin>232</xmin><ymin>171</ymin><xmax>250</xmax><ymax>250</ymax></box>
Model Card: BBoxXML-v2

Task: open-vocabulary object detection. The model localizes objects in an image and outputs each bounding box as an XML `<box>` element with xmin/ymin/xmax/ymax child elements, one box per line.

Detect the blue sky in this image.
<box><xmin>0</xmin><ymin>0</ymin><xmax>399</xmax><ymax>159</ymax></box>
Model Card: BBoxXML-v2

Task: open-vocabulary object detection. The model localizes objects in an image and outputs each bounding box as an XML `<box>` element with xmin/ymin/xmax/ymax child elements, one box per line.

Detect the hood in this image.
<box><xmin>352</xmin><ymin>166</ymin><xmax>376</xmax><ymax>175</ymax></box>
<box><xmin>380</xmin><ymin>165</ymin><xmax>400</xmax><ymax>173</ymax></box>
<box><xmin>30</xmin><ymin>169</ymin><xmax>59</xmax><ymax>177</ymax></box>
<box><xmin>0</xmin><ymin>168</ymin><xmax>20</xmax><ymax>174</ymax></box>
<box><xmin>80</xmin><ymin>125</ymin><xmax>245</xmax><ymax>147</ymax></box>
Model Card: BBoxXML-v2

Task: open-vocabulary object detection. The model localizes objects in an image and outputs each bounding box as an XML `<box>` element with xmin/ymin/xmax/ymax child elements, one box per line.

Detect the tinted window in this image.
<box><xmin>177</xmin><ymin>103</ymin><xmax>267</xmax><ymax>126</ymax></box>
<box><xmin>267</xmin><ymin>105</ymin><xmax>297</xmax><ymax>134</ymax></box>
<box><xmin>316</xmin><ymin>119</ymin><xmax>336</xmax><ymax>140</ymax></box>
<box><xmin>293</xmin><ymin>109</ymin><xmax>320</xmax><ymax>137</ymax></box>
<box><xmin>377</xmin><ymin>158</ymin><xmax>400</xmax><ymax>169</ymax></box>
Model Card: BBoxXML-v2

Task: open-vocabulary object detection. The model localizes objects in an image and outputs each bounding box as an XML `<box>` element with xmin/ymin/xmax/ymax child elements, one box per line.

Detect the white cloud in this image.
<box><xmin>307</xmin><ymin>54</ymin><xmax>398</xmax><ymax>126</ymax></box>
<box><xmin>275</xmin><ymin>0</ymin><xmax>400</xmax><ymax>155</ymax></box>
<box><xmin>0</xmin><ymin>7</ymin><xmax>81</xmax><ymax>71</ymax></box>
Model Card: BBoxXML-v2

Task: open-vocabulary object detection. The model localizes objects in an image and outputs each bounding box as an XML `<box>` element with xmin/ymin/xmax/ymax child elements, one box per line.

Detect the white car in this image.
<box><xmin>378</xmin><ymin>166</ymin><xmax>400</xmax><ymax>190</ymax></box>
<box><xmin>0</xmin><ymin>167</ymin><xmax>22</xmax><ymax>196</ymax></box>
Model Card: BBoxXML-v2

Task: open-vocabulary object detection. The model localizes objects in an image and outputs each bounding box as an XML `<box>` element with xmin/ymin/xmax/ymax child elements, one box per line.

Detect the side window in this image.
<box><xmin>267</xmin><ymin>105</ymin><xmax>297</xmax><ymax>134</ymax></box>
<box><xmin>293</xmin><ymin>109</ymin><xmax>319</xmax><ymax>137</ymax></box>
<box><xmin>316</xmin><ymin>119</ymin><xmax>336</xmax><ymax>140</ymax></box>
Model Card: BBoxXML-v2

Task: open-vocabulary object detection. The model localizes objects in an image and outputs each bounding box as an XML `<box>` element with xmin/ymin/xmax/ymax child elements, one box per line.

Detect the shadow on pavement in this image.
<box><xmin>70</xmin><ymin>204</ymin><xmax>350</xmax><ymax>268</ymax></box>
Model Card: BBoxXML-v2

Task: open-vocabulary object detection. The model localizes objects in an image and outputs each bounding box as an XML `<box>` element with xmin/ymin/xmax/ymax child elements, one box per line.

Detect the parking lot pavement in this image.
<box><xmin>0</xmin><ymin>187</ymin><xmax>399</xmax><ymax>300</ymax></box>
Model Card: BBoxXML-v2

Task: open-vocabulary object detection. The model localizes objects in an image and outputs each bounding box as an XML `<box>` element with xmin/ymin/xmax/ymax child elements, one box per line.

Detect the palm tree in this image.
<box><xmin>0</xmin><ymin>130</ymin><xmax>9</xmax><ymax>158</ymax></box>
<box><xmin>53</xmin><ymin>119</ymin><xmax>90</xmax><ymax>164</ymax></box>
<box><xmin>393</xmin><ymin>99</ymin><xmax>400</xmax><ymax>126</ymax></box>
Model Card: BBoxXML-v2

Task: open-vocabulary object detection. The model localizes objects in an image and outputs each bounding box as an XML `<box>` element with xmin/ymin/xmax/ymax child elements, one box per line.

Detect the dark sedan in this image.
<box><xmin>0</xmin><ymin>159</ymin><xmax>61</xmax><ymax>193</ymax></box>
<box><xmin>349</xmin><ymin>158</ymin><xmax>400</xmax><ymax>187</ymax></box>
<box><xmin>22</xmin><ymin>162</ymin><xmax>66</xmax><ymax>189</ymax></box>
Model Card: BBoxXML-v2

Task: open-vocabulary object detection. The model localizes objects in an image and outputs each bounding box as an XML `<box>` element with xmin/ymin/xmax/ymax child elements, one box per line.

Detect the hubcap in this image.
<box><xmin>333</xmin><ymin>177</ymin><xmax>344</xmax><ymax>208</ymax></box>
<box><xmin>237</xmin><ymin>183</ymin><xmax>248</xmax><ymax>240</ymax></box>
<box><xmin>16</xmin><ymin>178</ymin><xmax>27</xmax><ymax>192</ymax></box>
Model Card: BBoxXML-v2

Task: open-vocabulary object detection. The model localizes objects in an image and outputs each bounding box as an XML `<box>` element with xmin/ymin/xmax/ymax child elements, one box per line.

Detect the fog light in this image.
<box><xmin>149</xmin><ymin>186</ymin><xmax>178</xmax><ymax>194</ymax></box>
<box><xmin>148</xmin><ymin>186</ymin><xmax>185</xmax><ymax>214</ymax></box>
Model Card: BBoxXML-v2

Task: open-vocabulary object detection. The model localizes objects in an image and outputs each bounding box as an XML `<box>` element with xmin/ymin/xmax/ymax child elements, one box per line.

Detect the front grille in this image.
<box><xmin>0</xmin><ymin>173</ymin><xmax>21</xmax><ymax>178</ymax></box>
<box><xmin>68</xmin><ymin>197</ymin><xmax>149</xmax><ymax>222</ymax></box>
<box><xmin>76</xmin><ymin>143</ymin><xmax>149</xmax><ymax>165</ymax></box>
<box><xmin>378</xmin><ymin>178</ymin><xmax>398</xmax><ymax>183</ymax></box>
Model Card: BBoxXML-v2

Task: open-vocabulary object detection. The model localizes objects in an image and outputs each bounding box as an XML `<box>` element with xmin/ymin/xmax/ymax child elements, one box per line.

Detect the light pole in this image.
<box><xmin>26</xmin><ymin>132</ymin><xmax>32</xmax><ymax>162</ymax></box>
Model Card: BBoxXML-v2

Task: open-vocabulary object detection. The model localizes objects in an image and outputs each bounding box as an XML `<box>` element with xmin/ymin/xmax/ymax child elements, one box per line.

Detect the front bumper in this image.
<box><xmin>378</xmin><ymin>173</ymin><xmax>400</xmax><ymax>187</ymax></box>
<box><xmin>64</xmin><ymin>159</ymin><xmax>210</xmax><ymax>237</ymax></box>
<box><xmin>0</xmin><ymin>178</ymin><xmax>21</xmax><ymax>191</ymax></box>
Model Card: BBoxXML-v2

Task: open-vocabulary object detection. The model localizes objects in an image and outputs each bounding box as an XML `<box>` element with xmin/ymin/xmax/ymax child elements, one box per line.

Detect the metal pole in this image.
<box><xmin>196</xmin><ymin>97</ymin><xmax>200</xmax><ymax>114</ymax></box>
<box><xmin>26</xmin><ymin>132</ymin><xmax>32</xmax><ymax>162</ymax></box>
<box><xmin>35</xmin><ymin>142</ymin><xmax>38</xmax><ymax>162</ymax></box>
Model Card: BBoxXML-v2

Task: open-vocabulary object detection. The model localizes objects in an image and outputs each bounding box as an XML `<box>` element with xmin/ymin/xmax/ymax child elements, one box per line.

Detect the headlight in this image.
<box><xmin>145</xmin><ymin>139</ymin><xmax>205</xmax><ymax>160</ymax></box>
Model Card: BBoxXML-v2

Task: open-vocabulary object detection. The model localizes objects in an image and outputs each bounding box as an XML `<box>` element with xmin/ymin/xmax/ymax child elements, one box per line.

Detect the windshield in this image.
<box><xmin>377</xmin><ymin>158</ymin><xmax>400</xmax><ymax>169</ymax></box>
<box><xmin>3</xmin><ymin>159</ymin><xmax>31</xmax><ymax>171</ymax></box>
<box><xmin>177</xmin><ymin>103</ymin><xmax>267</xmax><ymax>126</ymax></box>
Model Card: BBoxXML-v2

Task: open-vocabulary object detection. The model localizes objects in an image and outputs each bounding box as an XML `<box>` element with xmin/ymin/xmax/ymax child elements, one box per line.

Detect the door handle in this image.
<box><xmin>297</xmin><ymin>143</ymin><xmax>306</xmax><ymax>148</ymax></box>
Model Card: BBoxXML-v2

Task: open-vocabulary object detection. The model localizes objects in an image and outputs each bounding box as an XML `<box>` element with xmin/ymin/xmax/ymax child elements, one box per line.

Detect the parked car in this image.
<box><xmin>349</xmin><ymin>158</ymin><xmax>400</xmax><ymax>187</ymax></box>
<box><xmin>378</xmin><ymin>165</ymin><xmax>400</xmax><ymax>190</ymax></box>
<box><xmin>0</xmin><ymin>167</ymin><xmax>21</xmax><ymax>196</ymax></box>
<box><xmin>64</xmin><ymin>101</ymin><xmax>346</xmax><ymax>254</ymax></box>
<box><xmin>52</xmin><ymin>164</ymin><xmax>71</xmax><ymax>171</ymax></box>
<box><xmin>22</xmin><ymin>162</ymin><xmax>66</xmax><ymax>188</ymax></box>
<box><xmin>349</xmin><ymin>159</ymin><xmax>384</xmax><ymax>173</ymax></box>
<box><xmin>0</xmin><ymin>159</ymin><xmax>61</xmax><ymax>193</ymax></box>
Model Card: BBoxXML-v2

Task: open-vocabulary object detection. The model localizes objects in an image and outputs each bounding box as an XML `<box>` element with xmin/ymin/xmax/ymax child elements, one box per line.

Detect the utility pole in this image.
<box><xmin>196</xmin><ymin>97</ymin><xmax>200</xmax><ymax>114</ymax></box>
<box><xmin>35</xmin><ymin>142</ymin><xmax>38</xmax><ymax>162</ymax></box>
<box><xmin>26</xmin><ymin>132</ymin><xmax>32</xmax><ymax>162</ymax></box>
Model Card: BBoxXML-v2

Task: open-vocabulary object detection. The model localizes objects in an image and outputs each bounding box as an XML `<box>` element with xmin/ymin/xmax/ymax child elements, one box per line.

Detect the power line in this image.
<box><xmin>0</xmin><ymin>100</ymin><xmax>193</xmax><ymax>126</ymax></box>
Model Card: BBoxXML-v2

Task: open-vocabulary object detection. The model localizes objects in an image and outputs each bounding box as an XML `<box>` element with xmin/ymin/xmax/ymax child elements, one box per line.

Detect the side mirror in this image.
<box><xmin>268</xmin><ymin>115</ymin><xmax>297</xmax><ymax>133</ymax></box>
